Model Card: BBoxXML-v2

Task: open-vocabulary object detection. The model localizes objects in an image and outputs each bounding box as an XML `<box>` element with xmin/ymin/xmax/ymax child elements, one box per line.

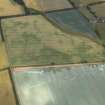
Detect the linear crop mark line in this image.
<box><xmin>86</xmin><ymin>1</ymin><xmax>105</xmax><ymax>19</ymax></box>
<box><xmin>88</xmin><ymin>1</ymin><xmax>105</xmax><ymax>6</ymax></box>
<box><xmin>86</xmin><ymin>2</ymin><xmax>105</xmax><ymax>43</ymax></box>
<box><xmin>67</xmin><ymin>0</ymin><xmax>90</xmax><ymax>21</ymax></box>
<box><xmin>0</xmin><ymin>68</ymin><xmax>9</xmax><ymax>72</ymax></box>
<box><xmin>87</xmin><ymin>1</ymin><xmax>105</xmax><ymax>18</ymax></box>
<box><xmin>0</xmin><ymin>19</ymin><xmax>5</xmax><ymax>41</ymax></box>
<box><xmin>67</xmin><ymin>0</ymin><xmax>105</xmax><ymax>41</ymax></box>
<box><xmin>87</xmin><ymin>5</ymin><xmax>97</xmax><ymax>18</ymax></box>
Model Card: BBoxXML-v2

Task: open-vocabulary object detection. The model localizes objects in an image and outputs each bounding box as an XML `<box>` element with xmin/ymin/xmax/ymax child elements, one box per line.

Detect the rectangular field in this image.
<box><xmin>2</xmin><ymin>15</ymin><xmax>105</xmax><ymax>67</ymax></box>
<box><xmin>13</xmin><ymin>64</ymin><xmax>105</xmax><ymax>105</ymax></box>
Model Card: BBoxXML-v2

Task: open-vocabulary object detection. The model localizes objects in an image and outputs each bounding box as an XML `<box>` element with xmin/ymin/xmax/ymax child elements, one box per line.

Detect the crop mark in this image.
<box><xmin>0</xmin><ymin>19</ymin><xmax>5</xmax><ymax>41</ymax></box>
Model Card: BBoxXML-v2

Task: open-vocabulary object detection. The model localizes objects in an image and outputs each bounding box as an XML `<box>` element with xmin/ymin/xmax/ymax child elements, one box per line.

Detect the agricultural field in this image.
<box><xmin>90</xmin><ymin>3</ymin><xmax>105</xmax><ymax>17</ymax></box>
<box><xmin>0</xmin><ymin>39</ymin><xmax>8</xmax><ymax>70</ymax></box>
<box><xmin>2</xmin><ymin>15</ymin><xmax>105</xmax><ymax>67</ymax></box>
<box><xmin>23</xmin><ymin>0</ymin><xmax>42</xmax><ymax>11</ymax></box>
<box><xmin>0</xmin><ymin>0</ymin><xmax>23</xmax><ymax>16</ymax></box>
<box><xmin>71</xmin><ymin>0</ymin><xmax>105</xmax><ymax>6</ymax></box>
<box><xmin>0</xmin><ymin>70</ymin><xmax>16</xmax><ymax>105</ymax></box>
<box><xmin>78</xmin><ymin>7</ymin><xmax>95</xmax><ymax>20</ymax></box>
<box><xmin>13</xmin><ymin>64</ymin><xmax>105</xmax><ymax>105</ymax></box>
<box><xmin>46</xmin><ymin>9</ymin><xmax>97</xmax><ymax>39</ymax></box>
<box><xmin>79</xmin><ymin>0</ymin><xmax>105</xmax><ymax>5</ymax></box>
<box><xmin>95</xmin><ymin>23</ymin><xmax>105</xmax><ymax>43</ymax></box>
<box><xmin>23</xmin><ymin>0</ymin><xmax>72</xmax><ymax>11</ymax></box>
<box><xmin>0</xmin><ymin>0</ymin><xmax>105</xmax><ymax>105</ymax></box>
